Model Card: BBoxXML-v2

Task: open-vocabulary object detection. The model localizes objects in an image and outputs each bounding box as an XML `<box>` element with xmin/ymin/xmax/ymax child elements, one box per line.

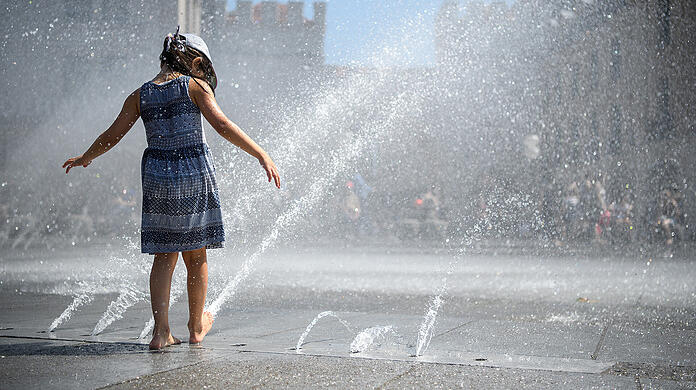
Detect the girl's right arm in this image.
<box><xmin>62</xmin><ymin>89</ymin><xmax>140</xmax><ymax>174</ymax></box>
<box><xmin>189</xmin><ymin>79</ymin><xmax>280</xmax><ymax>189</ymax></box>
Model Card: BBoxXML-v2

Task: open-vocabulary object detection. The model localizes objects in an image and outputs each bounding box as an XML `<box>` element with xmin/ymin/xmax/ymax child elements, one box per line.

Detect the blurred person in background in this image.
<box><xmin>342</xmin><ymin>180</ymin><xmax>361</xmax><ymax>238</ymax></box>
<box><xmin>612</xmin><ymin>192</ymin><xmax>635</xmax><ymax>244</ymax></box>
<box><xmin>562</xmin><ymin>181</ymin><xmax>581</xmax><ymax>241</ymax></box>
<box><xmin>657</xmin><ymin>188</ymin><xmax>684</xmax><ymax>247</ymax></box>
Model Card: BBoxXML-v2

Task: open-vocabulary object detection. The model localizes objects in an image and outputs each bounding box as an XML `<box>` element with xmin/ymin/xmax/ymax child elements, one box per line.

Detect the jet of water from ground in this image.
<box><xmin>349</xmin><ymin>325</ymin><xmax>395</xmax><ymax>353</ymax></box>
<box><xmin>47</xmin><ymin>282</ymin><xmax>94</xmax><ymax>332</ymax></box>
<box><xmin>90</xmin><ymin>248</ymin><xmax>154</xmax><ymax>335</ymax></box>
<box><xmin>91</xmin><ymin>283</ymin><xmax>145</xmax><ymax>336</ymax></box>
<box><xmin>414</xmin><ymin>293</ymin><xmax>444</xmax><ymax>357</ymax></box>
<box><xmin>138</xmin><ymin>318</ymin><xmax>155</xmax><ymax>340</ymax></box>
<box><xmin>295</xmin><ymin>311</ymin><xmax>354</xmax><ymax>353</ymax></box>
<box><xmin>48</xmin><ymin>237</ymin><xmax>147</xmax><ymax>332</ymax></box>
<box><xmin>413</xmin><ymin>223</ymin><xmax>483</xmax><ymax>357</ymax></box>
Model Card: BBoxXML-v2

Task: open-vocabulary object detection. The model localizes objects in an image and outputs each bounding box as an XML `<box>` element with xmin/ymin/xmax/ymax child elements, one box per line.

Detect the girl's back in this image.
<box><xmin>140</xmin><ymin>75</ymin><xmax>207</xmax><ymax>150</ymax></box>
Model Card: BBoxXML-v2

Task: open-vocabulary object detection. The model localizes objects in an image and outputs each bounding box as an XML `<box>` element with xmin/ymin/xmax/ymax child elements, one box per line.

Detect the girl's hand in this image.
<box><xmin>259</xmin><ymin>155</ymin><xmax>281</xmax><ymax>189</ymax></box>
<box><xmin>62</xmin><ymin>155</ymin><xmax>92</xmax><ymax>174</ymax></box>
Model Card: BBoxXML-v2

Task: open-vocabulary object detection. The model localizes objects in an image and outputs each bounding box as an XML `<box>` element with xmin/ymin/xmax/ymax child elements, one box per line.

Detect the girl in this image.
<box><xmin>62</xmin><ymin>29</ymin><xmax>281</xmax><ymax>350</ymax></box>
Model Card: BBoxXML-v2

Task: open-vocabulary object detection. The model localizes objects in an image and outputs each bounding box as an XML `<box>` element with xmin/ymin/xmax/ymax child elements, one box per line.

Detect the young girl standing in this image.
<box><xmin>63</xmin><ymin>30</ymin><xmax>281</xmax><ymax>350</ymax></box>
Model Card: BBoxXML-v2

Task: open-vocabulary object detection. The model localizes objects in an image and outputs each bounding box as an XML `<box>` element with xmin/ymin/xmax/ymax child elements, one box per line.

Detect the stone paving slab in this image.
<box><xmin>2</xmin><ymin>295</ymin><xmax>696</xmax><ymax>389</ymax></box>
<box><xmin>108</xmin><ymin>351</ymin><xmax>410</xmax><ymax>390</ymax></box>
<box><xmin>429</xmin><ymin>318</ymin><xmax>603</xmax><ymax>361</ymax></box>
<box><xmin>2</xmin><ymin>247</ymin><xmax>696</xmax><ymax>389</ymax></box>
<box><xmin>105</xmin><ymin>351</ymin><xmax>635</xmax><ymax>390</ymax></box>
<box><xmin>601</xmin><ymin>324</ymin><xmax>696</xmax><ymax>366</ymax></box>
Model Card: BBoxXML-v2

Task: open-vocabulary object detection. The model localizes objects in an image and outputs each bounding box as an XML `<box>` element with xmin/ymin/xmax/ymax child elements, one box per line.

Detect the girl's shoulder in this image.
<box><xmin>187</xmin><ymin>76</ymin><xmax>215</xmax><ymax>108</ymax></box>
<box><xmin>187</xmin><ymin>76</ymin><xmax>213</xmax><ymax>95</ymax></box>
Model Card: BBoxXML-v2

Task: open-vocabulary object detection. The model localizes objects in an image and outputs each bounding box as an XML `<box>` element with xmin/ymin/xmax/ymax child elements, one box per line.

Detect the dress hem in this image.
<box><xmin>142</xmin><ymin>238</ymin><xmax>225</xmax><ymax>255</ymax></box>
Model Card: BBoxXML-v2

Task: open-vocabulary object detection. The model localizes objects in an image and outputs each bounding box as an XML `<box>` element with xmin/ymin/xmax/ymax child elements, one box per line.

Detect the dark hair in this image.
<box><xmin>159</xmin><ymin>34</ymin><xmax>216</xmax><ymax>95</ymax></box>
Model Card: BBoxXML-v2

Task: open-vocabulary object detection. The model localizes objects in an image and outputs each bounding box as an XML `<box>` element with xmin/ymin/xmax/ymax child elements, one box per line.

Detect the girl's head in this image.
<box><xmin>159</xmin><ymin>28</ymin><xmax>218</xmax><ymax>93</ymax></box>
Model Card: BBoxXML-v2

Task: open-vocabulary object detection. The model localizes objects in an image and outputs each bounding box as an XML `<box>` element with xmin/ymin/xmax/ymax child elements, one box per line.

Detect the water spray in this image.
<box><xmin>350</xmin><ymin>325</ymin><xmax>395</xmax><ymax>353</ymax></box>
<box><xmin>295</xmin><ymin>311</ymin><xmax>354</xmax><ymax>353</ymax></box>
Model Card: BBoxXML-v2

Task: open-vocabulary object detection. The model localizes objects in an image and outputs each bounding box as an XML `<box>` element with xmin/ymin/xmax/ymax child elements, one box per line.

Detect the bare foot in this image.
<box><xmin>189</xmin><ymin>311</ymin><xmax>214</xmax><ymax>344</ymax></box>
<box><xmin>149</xmin><ymin>331</ymin><xmax>182</xmax><ymax>350</ymax></box>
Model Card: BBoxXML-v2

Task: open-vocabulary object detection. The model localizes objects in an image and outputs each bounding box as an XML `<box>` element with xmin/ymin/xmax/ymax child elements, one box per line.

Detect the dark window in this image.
<box><xmin>657</xmin><ymin>76</ymin><xmax>672</xmax><ymax>138</ymax></box>
<box><xmin>590</xmin><ymin>112</ymin><xmax>600</xmax><ymax>161</ymax></box>
<box><xmin>65</xmin><ymin>6</ymin><xmax>89</xmax><ymax>23</ymax></box>
<box><xmin>610</xmin><ymin>38</ymin><xmax>621</xmax><ymax>83</ymax></box>
<box><xmin>571</xmin><ymin>64</ymin><xmax>579</xmax><ymax>98</ymax></box>
<box><xmin>658</xmin><ymin>0</ymin><xmax>671</xmax><ymax>49</ymax></box>
<box><xmin>553</xmin><ymin>123</ymin><xmax>562</xmax><ymax>164</ymax></box>
<box><xmin>610</xmin><ymin>105</ymin><xmax>622</xmax><ymax>154</ymax></box>
<box><xmin>555</xmin><ymin>73</ymin><xmax>562</xmax><ymax>105</ymax></box>
<box><xmin>591</xmin><ymin>51</ymin><xmax>599</xmax><ymax>90</ymax></box>
<box><xmin>571</xmin><ymin>120</ymin><xmax>580</xmax><ymax>165</ymax></box>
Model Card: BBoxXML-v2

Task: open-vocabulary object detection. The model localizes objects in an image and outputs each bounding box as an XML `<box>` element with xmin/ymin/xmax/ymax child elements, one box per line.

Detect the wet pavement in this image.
<box><xmin>0</xmin><ymin>244</ymin><xmax>695</xmax><ymax>389</ymax></box>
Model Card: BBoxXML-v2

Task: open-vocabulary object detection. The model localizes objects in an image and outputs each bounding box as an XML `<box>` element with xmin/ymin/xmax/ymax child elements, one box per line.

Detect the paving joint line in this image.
<box><xmin>591</xmin><ymin>319</ymin><xmax>612</xmax><ymax>360</ymax></box>
<box><xmin>254</xmin><ymin>325</ymin><xmax>309</xmax><ymax>338</ymax></box>
<box><xmin>295</xmin><ymin>337</ymin><xmax>339</xmax><ymax>349</ymax></box>
<box><xmin>433</xmin><ymin>320</ymin><xmax>476</xmax><ymax>339</ymax></box>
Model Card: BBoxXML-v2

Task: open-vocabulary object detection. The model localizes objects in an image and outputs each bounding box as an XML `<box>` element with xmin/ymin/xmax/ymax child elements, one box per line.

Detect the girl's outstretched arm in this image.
<box><xmin>62</xmin><ymin>89</ymin><xmax>140</xmax><ymax>174</ymax></box>
<box><xmin>189</xmin><ymin>79</ymin><xmax>280</xmax><ymax>189</ymax></box>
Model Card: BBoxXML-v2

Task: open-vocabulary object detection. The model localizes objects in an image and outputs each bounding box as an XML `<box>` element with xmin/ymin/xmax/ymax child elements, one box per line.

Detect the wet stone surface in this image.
<box><xmin>0</xmin><ymin>246</ymin><xmax>695</xmax><ymax>389</ymax></box>
<box><xmin>607</xmin><ymin>361</ymin><xmax>696</xmax><ymax>383</ymax></box>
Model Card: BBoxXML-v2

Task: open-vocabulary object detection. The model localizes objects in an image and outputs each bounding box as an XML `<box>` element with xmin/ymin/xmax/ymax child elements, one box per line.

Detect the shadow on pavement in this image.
<box><xmin>0</xmin><ymin>341</ymin><xmax>149</xmax><ymax>356</ymax></box>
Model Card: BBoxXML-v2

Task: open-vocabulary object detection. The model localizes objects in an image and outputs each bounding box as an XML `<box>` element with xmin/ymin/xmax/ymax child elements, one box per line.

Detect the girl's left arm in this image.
<box><xmin>62</xmin><ymin>89</ymin><xmax>140</xmax><ymax>174</ymax></box>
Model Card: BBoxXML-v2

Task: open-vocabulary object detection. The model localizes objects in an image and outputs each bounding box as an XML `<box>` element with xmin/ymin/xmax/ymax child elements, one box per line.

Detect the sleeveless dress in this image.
<box><xmin>139</xmin><ymin>75</ymin><xmax>225</xmax><ymax>254</ymax></box>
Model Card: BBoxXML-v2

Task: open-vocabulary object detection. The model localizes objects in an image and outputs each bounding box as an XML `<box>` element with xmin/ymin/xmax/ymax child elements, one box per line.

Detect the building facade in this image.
<box><xmin>434</xmin><ymin>0</ymin><xmax>696</xmax><ymax>239</ymax></box>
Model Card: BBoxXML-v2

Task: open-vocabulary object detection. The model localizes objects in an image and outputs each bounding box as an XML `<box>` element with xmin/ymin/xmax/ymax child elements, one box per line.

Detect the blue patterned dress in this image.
<box><xmin>139</xmin><ymin>75</ymin><xmax>225</xmax><ymax>254</ymax></box>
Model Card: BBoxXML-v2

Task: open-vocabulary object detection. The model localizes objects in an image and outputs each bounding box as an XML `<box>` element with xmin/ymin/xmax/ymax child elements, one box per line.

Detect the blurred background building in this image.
<box><xmin>434</xmin><ymin>0</ymin><xmax>696</xmax><ymax>242</ymax></box>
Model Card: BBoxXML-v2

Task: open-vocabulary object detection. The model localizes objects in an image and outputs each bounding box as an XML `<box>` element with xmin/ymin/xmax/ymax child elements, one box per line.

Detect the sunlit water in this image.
<box><xmin>47</xmin><ymin>282</ymin><xmax>94</xmax><ymax>333</ymax></box>
<box><xmin>295</xmin><ymin>311</ymin><xmax>354</xmax><ymax>353</ymax></box>
<box><xmin>415</xmin><ymin>293</ymin><xmax>444</xmax><ymax>357</ymax></box>
<box><xmin>350</xmin><ymin>325</ymin><xmax>396</xmax><ymax>354</ymax></box>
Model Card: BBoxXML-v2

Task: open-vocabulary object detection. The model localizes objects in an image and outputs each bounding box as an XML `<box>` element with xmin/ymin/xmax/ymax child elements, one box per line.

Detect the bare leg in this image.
<box><xmin>182</xmin><ymin>246</ymin><xmax>214</xmax><ymax>344</ymax></box>
<box><xmin>149</xmin><ymin>252</ymin><xmax>182</xmax><ymax>350</ymax></box>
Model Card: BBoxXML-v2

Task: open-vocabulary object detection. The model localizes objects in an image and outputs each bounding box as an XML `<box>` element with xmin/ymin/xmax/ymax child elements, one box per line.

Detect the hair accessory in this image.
<box><xmin>161</xmin><ymin>27</ymin><xmax>218</xmax><ymax>91</ymax></box>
